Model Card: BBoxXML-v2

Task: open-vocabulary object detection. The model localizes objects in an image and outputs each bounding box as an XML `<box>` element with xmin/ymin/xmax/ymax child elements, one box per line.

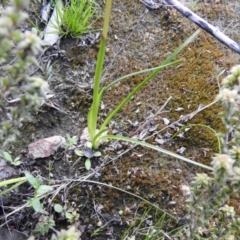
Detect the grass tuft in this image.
<box><xmin>56</xmin><ymin>0</ymin><xmax>97</xmax><ymax>38</ymax></box>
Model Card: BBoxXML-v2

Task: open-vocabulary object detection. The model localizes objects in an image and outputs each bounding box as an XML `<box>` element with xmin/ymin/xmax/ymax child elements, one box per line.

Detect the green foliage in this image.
<box><xmin>54</xmin><ymin>203</ymin><xmax>63</xmax><ymax>213</ymax></box>
<box><xmin>33</xmin><ymin>215</ymin><xmax>55</xmax><ymax>237</ymax></box>
<box><xmin>1</xmin><ymin>151</ymin><xmax>22</xmax><ymax>166</ymax></box>
<box><xmin>87</xmin><ymin>0</ymin><xmax>200</xmax><ymax>151</ymax></box>
<box><xmin>176</xmin><ymin>65</ymin><xmax>240</xmax><ymax>239</ymax></box>
<box><xmin>101</xmin><ymin>135</ymin><xmax>212</xmax><ymax>170</ymax></box>
<box><xmin>50</xmin><ymin>226</ymin><xmax>81</xmax><ymax>240</ymax></box>
<box><xmin>0</xmin><ymin>0</ymin><xmax>47</xmax><ymax>150</ymax></box>
<box><xmin>25</xmin><ymin>172</ymin><xmax>53</xmax><ymax>213</ymax></box>
<box><xmin>65</xmin><ymin>134</ymin><xmax>78</xmax><ymax>148</ymax></box>
<box><xmin>85</xmin><ymin>158</ymin><xmax>91</xmax><ymax>170</ymax></box>
<box><xmin>55</xmin><ymin>0</ymin><xmax>97</xmax><ymax>38</ymax></box>
<box><xmin>0</xmin><ymin>176</ymin><xmax>26</xmax><ymax>196</ymax></box>
<box><xmin>74</xmin><ymin>143</ymin><xmax>102</xmax><ymax>170</ymax></box>
<box><xmin>65</xmin><ymin>209</ymin><xmax>80</xmax><ymax>224</ymax></box>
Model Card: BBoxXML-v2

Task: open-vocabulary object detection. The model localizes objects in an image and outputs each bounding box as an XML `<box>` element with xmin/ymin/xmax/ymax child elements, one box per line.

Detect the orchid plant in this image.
<box><xmin>86</xmin><ymin>0</ymin><xmax>211</xmax><ymax>170</ymax></box>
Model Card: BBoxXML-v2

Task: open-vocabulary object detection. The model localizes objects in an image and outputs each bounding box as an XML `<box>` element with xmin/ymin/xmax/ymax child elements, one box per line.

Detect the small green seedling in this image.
<box><xmin>34</xmin><ymin>215</ymin><xmax>55</xmax><ymax>237</ymax></box>
<box><xmin>65</xmin><ymin>208</ymin><xmax>80</xmax><ymax>224</ymax></box>
<box><xmin>74</xmin><ymin>142</ymin><xmax>101</xmax><ymax>170</ymax></box>
<box><xmin>25</xmin><ymin>172</ymin><xmax>53</xmax><ymax>213</ymax></box>
<box><xmin>2</xmin><ymin>151</ymin><xmax>22</xmax><ymax>166</ymax></box>
<box><xmin>64</xmin><ymin>134</ymin><xmax>78</xmax><ymax>148</ymax></box>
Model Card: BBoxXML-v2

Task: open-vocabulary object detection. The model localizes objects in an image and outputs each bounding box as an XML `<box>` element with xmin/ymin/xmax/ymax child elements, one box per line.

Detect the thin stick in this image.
<box><xmin>141</xmin><ymin>0</ymin><xmax>240</xmax><ymax>54</ymax></box>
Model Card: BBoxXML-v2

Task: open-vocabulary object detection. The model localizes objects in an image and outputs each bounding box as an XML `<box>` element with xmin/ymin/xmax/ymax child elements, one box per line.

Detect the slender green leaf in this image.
<box><xmin>0</xmin><ymin>177</ymin><xmax>26</xmax><ymax>188</ymax></box>
<box><xmin>171</xmin><ymin>123</ymin><xmax>222</xmax><ymax>153</ymax></box>
<box><xmin>104</xmin><ymin>60</ymin><xmax>181</xmax><ymax>92</ymax></box>
<box><xmin>101</xmin><ymin>135</ymin><xmax>213</xmax><ymax>170</ymax></box>
<box><xmin>98</xmin><ymin>30</ymin><xmax>200</xmax><ymax>136</ymax></box>
<box><xmin>0</xmin><ymin>181</ymin><xmax>25</xmax><ymax>196</ymax></box>
<box><xmin>88</xmin><ymin>0</ymin><xmax>112</xmax><ymax>141</ymax></box>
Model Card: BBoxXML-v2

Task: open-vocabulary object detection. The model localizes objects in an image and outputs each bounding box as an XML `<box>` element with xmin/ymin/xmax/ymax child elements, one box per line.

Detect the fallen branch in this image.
<box><xmin>141</xmin><ymin>0</ymin><xmax>240</xmax><ymax>54</ymax></box>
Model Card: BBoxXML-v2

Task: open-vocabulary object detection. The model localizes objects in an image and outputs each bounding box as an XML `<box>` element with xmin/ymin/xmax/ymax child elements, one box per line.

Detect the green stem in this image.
<box><xmin>92</xmin><ymin>127</ymin><xmax>108</xmax><ymax>148</ymax></box>
<box><xmin>88</xmin><ymin>0</ymin><xmax>112</xmax><ymax>139</ymax></box>
<box><xmin>0</xmin><ymin>181</ymin><xmax>25</xmax><ymax>196</ymax></box>
<box><xmin>104</xmin><ymin>62</ymin><xmax>181</xmax><ymax>92</ymax></box>
<box><xmin>0</xmin><ymin>177</ymin><xmax>26</xmax><ymax>188</ymax></box>
<box><xmin>99</xmin><ymin>61</ymin><xmax>180</xmax><ymax>133</ymax></box>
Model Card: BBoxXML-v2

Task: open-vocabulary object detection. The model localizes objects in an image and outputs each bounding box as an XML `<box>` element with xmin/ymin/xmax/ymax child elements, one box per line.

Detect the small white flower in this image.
<box><xmin>220</xmin><ymin>204</ymin><xmax>235</xmax><ymax>218</ymax></box>
<box><xmin>196</xmin><ymin>227</ymin><xmax>203</xmax><ymax>235</ymax></box>
<box><xmin>17</xmin><ymin>30</ymin><xmax>43</xmax><ymax>54</ymax></box>
<box><xmin>216</xmin><ymin>88</ymin><xmax>238</xmax><ymax>104</ymax></box>
<box><xmin>211</xmin><ymin>154</ymin><xmax>235</xmax><ymax>175</ymax></box>
<box><xmin>230</xmin><ymin>65</ymin><xmax>240</xmax><ymax>75</ymax></box>
<box><xmin>0</xmin><ymin>17</ymin><xmax>13</xmax><ymax>30</ymax></box>
<box><xmin>232</xmin><ymin>167</ymin><xmax>240</xmax><ymax>182</ymax></box>
<box><xmin>194</xmin><ymin>173</ymin><xmax>211</xmax><ymax>187</ymax></box>
<box><xmin>233</xmin><ymin>166</ymin><xmax>240</xmax><ymax>175</ymax></box>
<box><xmin>180</xmin><ymin>184</ymin><xmax>191</xmax><ymax>196</ymax></box>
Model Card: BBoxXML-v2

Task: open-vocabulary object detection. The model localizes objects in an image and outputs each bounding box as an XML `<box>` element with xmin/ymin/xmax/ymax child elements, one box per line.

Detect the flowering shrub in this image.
<box><xmin>0</xmin><ymin>0</ymin><xmax>47</xmax><ymax>149</ymax></box>
<box><xmin>180</xmin><ymin>66</ymin><xmax>240</xmax><ymax>239</ymax></box>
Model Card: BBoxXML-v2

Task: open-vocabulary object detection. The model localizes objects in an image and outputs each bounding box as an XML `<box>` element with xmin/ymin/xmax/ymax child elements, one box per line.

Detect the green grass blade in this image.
<box><xmin>99</xmin><ymin>61</ymin><xmax>179</xmax><ymax>132</ymax></box>
<box><xmin>161</xmin><ymin>29</ymin><xmax>200</xmax><ymax>65</ymax></box>
<box><xmin>99</xmin><ymin>30</ymin><xmax>200</xmax><ymax>133</ymax></box>
<box><xmin>100</xmin><ymin>135</ymin><xmax>213</xmax><ymax>170</ymax></box>
<box><xmin>0</xmin><ymin>181</ymin><xmax>26</xmax><ymax>196</ymax></box>
<box><xmin>0</xmin><ymin>177</ymin><xmax>26</xmax><ymax>188</ymax></box>
<box><xmin>88</xmin><ymin>0</ymin><xmax>112</xmax><ymax>140</ymax></box>
<box><xmin>87</xmin><ymin>108</ymin><xmax>94</xmax><ymax>139</ymax></box>
<box><xmin>104</xmin><ymin>60</ymin><xmax>182</xmax><ymax>92</ymax></box>
<box><xmin>92</xmin><ymin>128</ymin><xmax>108</xmax><ymax>148</ymax></box>
<box><xmin>81</xmin><ymin>179</ymin><xmax>176</xmax><ymax>219</ymax></box>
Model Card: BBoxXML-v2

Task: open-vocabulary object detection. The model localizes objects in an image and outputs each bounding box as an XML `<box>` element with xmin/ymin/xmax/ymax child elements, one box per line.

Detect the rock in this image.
<box><xmin>28</xmin><ymin>136</ymin><xmax>66</xmax><ymax>159</ymax></box>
